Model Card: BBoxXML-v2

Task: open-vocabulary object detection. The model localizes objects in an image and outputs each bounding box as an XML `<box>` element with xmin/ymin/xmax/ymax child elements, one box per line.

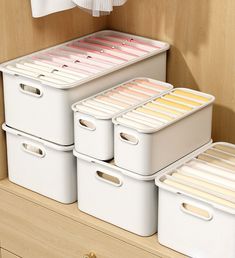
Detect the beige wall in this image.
<box><xmin>108</xmin><ymin>0</ymin><xmax>235</xmax><ymax>143</ymax></box>
<box><xmin>1</xmin><ymin>0</ymin><xmax>235</xmax><ymax>179</ymax></box>
<box><xmin>0</xmin><ymin>0</ymin><xmax>107</xmax><ymax>179</ymax></box>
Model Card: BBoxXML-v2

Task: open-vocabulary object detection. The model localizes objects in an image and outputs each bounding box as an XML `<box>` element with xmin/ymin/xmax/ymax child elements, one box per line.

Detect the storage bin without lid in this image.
<box><xmin>72</xmin><ymin>142</ymin><xmax>211</xmax><ymax>236</ymax></box>
<box><xmin>155</xmin><ymin>142</ymin><xmax>235</xmax><ymax>258</ymax></box>
<box><xmin>112</xmin><ymin>88</ymin><xmax>215</xmax><ymax>176</ymax></box>
<box><xmin>0</xmin><ymin>30</ymin><xmax>169</xmax><ymax>145</ymax></box>
<box><xmin>72</xmin><ymin>77</ymin><xmax>173</xmax><ymax>160</ymax></box>
<box><xmin>2</xmin><ymin>123</ymin><xmax>77</xmax><ymax>204</ymax></box>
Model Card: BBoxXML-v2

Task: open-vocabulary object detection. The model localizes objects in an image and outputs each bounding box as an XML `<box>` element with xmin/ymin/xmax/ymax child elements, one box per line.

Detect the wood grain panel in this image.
<box><xmin>108</xmin><ymin>0</ymin><xmax>235</xmax><ymax>143</ymax></box>
<box><xmin>1</xmin><ymin>249</ymin><xmax>20</xmax><ymax>258</ymax></box>
<box><xmin>0</xmin><ymin>188</ymin><xmax>164</xmax><ymax>258</ymax></box>
<box><xmin>0</xmin><ymin>0</ymin><xmax>107</xmax><ymax>179</ymax></box>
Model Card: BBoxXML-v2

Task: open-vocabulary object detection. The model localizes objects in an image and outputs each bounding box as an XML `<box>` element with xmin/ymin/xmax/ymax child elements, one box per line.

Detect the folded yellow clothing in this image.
<box><xmin>155</xmin><ymin>98</ymin><xmax>193</xmax><ymax>111</ymax></box>
<box><xmin>136</xmin><ymin>107</ymin><xmax>174</xmax><ymax>121</ymax></box>
<box><xmin>164</xmin><ymin>94</ymin><xmax>202</xmax><ymax>106</ymax></box>
<box><xmin>213</xmin><ymin>144</ymin><xmax>235</xmax><ymax>156</ymax></box>
<box><xmin>205</xmin><ymin>149</ymin><xmax>235</xmax><ymax>164</ymax></box>
<box><xmin>146</xmin><ymin>102</ymin><xmax>183</xmax><ymax>115</ymax></box>
<box><xmin>172</xmin><ymin>172</ymin><xmax>235</xmax><ymax>198</ymax></box>
<box><xmin>173</xmin><ymin>90</ymin><xmax>211</xmax><ymax>102</ymax></box>
<box><xmin>164</xmin><ymin>178</ymin><xmax>235</xmax><ymax>209</ymax></box>
<box><xmin>197</xmin><ymin>154</ymin><xmax>235</xmax><ymax>172</ymax></box>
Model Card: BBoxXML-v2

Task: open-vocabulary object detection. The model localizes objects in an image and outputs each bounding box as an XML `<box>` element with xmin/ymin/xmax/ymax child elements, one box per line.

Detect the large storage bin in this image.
<box><xmin>72</xmin><ymin>78</ymin><xmax>173</xmax><ymax>160</ymax></box>
<box><xmin>0</xmin><ymin>30</ymin><xmax>169</xmax><ymax>145</ymax></box>
<box><xmin>73</xmin><ymin>142</ymin><xmax>211</xmax><ymax>236</ymax></box>
<box><xmin>155</xmin><ymin>142</ymin><xmax>235</xmax><ymax>258</ymax></box>
<box><xmin>2</xmin><ymin>124</ymin><xmax>77</xmax><ymax>204</ymax></box>
<box><xmin>112</xmin><ymin>88</ymin><xmax>215</xmax><ymax>175</ymax></box>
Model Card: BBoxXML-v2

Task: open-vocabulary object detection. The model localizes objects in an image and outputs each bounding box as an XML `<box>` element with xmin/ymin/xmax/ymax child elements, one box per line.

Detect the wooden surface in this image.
<box><xmin>0</xmin><ymin>0</ymin><xmax>107</xmax><ymax>179</ymax></box>
<box><xmin>1</xmin><ymin>249</ymin><xmax>20</xmax><ymax>258</ymax></box>
<box><xmin>108</xmin><ymin>0</ymin><xmax>235</xmax><ymax>143</ymax></box>
<box><xmin>0</xmin><ymin>179</ymin><xmax>186</xmax><ymax>258</ymax></box>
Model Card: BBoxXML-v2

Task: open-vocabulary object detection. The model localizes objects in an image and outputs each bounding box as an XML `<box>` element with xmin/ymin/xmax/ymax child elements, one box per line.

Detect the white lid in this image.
<box><xmin>112</xmin><ymin>88</ymin><xmax>215</xmax><ymax>133</ymax></box>
<box><xmin>2</xmin><ymin>123</ymin><xmax>73</xmax><ymax>151</ymax></box>
<box><xmin>71</xmin><ymin>77</ymin><xmax>173</xmax><ymax>120</ymax></box>
<box><xmin>0</xmin><ymin>30</ymin><xmax>170</xmax><ymax>90</ymax></box>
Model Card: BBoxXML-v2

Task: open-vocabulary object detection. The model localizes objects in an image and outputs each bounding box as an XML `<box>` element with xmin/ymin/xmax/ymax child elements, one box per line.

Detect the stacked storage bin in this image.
<box><xmin>73</xmin><ymin>81</ymin><xmax>215</xmax><ymax>236</ymax></box>
<box><xmin>0</xmin><ymin>30</ymin><xmax>169</xmax><ymax>203</ymax></box>
<box><xmin>155</xmin><ymin>142</ymin><xmax>235</xmax><ymax>258</ymax></box>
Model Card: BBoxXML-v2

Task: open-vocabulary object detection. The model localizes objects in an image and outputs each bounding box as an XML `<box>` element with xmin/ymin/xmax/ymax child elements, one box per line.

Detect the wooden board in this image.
<box><xmin>108</xmin><ymin>0</ymin><xmax>235</xmax><ymax>143</ymax></box>
<box><xmin>0</xmin><ymin>0</ymin><xmax>107</xmax><ymax>179</ymax></box>
<box><xmin>0</xmin><ymin>179</ymin><xmax>186</xmax><ymax>258</ymax></box>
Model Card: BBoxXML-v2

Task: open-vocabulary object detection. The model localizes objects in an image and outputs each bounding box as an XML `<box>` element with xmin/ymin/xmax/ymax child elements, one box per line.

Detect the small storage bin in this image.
<box><xmin>72</xmin><ymin>78</ymin><xmax>173</xmax><ymax>160</ymax></box>
<box><xmin>1</xmin><ymin>30</ymin><xmax>169</xmax><ymax>145</ymax></box>
<box><xmin>155</xmin><ymin>142</ymin><xmax>235</xmax><ymax>258</ymax></box>
<box><xmin>113</xmin><ymin>88</ymin><xmax>215</xmax><ymax>175</ymax></box>
<box><xmin>2</xmin><ymin>123</ymin><xmax>77</xmax><ymax>204</ymax></box>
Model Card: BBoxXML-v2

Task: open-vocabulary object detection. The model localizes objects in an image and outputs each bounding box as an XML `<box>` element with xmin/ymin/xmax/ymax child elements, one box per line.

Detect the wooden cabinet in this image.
<box><xmin>1</xmin><ymin>249</ymin><xmax>20</xmax><ymax>258</ymax></box>
<box><xmin>0</xmin><ymin>179</ymin><xmax>185</xmax><ymax>258</ymax></box>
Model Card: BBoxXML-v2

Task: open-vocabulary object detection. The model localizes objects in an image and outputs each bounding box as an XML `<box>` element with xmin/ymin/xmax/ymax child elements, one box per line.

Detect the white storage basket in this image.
<box><xmin>113</xmin><ymin>88</ymin><xmax>215</xmax><ymax>175</ymax></box>
<box><xmin>73</xmin><ymin>142</ymin><xmax>211</xmax><ymax>236</ymax></box>
<box><xmin>3</xmin><ymin>124</ymin><xmax>77</xmax><ymax>204</ymax></box>
<box><xmin>1</xmin><ymin>30</ymin><xmax>169</xmax><ymax>145</ymax></box>
<box><xmin>72</xmin><ymin>78</ymin><xmax>173</xmax><ymax>160</ymax></box>
<box><xmin>155</xmin><ymin>142</ymin><xmax>235</xmax><ymax>258</ymax></box>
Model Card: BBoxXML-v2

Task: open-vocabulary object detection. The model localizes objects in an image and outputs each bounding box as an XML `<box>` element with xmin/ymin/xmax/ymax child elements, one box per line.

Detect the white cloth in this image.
<box><xmin>72</xmin><ymin>0</ymin><xmax>127</xmax><ymax>16</ymax></box>
<box><xmin>30</xmin><ymin>0</ymin><xmax>76</xmax><ymax>18</ymax></box>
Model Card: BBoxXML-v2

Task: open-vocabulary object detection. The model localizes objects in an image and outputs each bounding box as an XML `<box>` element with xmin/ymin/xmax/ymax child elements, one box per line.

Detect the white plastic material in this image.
<box><xmin>155</xmin><ymin>142</ymin><xmax>235</xmax><ymax>258</ymax></box>
<box><xmin>74</xmin><ymin>150</ymin><xmax>158</xmax><ymax>236</ymax></box>
<box><xmin>1</xmin><ymin>30</ymin><xmax>169</xmax><ymax>145</ymax></box>
<box><xmin>72</xmin><ymin>78</ymin><xmax>173</xmax><ymax>160</ymax></box>
<box><xmin>2</xmin><ymin>124</ymin><xmax>77</xmax><ymax>204</ymax></box>
<box><xmin>113</xmin><ymin>88</ymin><xmax>215</xmax><ymax>175</ymax></box>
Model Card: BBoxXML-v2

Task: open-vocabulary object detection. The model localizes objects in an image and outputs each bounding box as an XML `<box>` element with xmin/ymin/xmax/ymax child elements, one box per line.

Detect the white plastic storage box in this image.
<box><xmin>72</xmin><ymin>78</ymin><xmax>173</xmax><ymax>160</ymax></box>
<box><xmin>0</xmin><ymin>30</ymin><xmax>169</xmax><ymax>145</ymax></box>
<box><xmin>73</xmin><ymin>142</ymin><xmax>211</xmax><ymax>236</ymax></box>
<box><xmin>155</xmin><ymin>142</ymin><xmax>235</xmax><ymax>258</ymax></box>
<box><xmin>113</xmin><ymin>88</ymin><xmax>215</xmax><ymax>175</ymax></box>
<box><xmin>2</xmin><ymin>124</ymin><xmax>77</xmax><ymax>203</ymax></box>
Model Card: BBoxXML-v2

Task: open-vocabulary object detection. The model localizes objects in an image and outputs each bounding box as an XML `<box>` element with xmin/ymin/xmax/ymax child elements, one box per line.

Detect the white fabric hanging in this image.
<box><xmin>72</xmin><ymin>0</ymin><xmax>127</xmax><ymax>16</ymax></box>
<box><xmin>30</xmin><ymin>0</ymin><xmax>76</xmax><ymax>18</ymax></box>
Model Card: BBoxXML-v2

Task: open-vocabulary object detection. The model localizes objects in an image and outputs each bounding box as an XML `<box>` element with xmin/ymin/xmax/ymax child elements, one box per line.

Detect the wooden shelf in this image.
<box><xmin>0</xmin><ymin>179</ymin><xmax>185</xmax><ymax>258</ymax></box>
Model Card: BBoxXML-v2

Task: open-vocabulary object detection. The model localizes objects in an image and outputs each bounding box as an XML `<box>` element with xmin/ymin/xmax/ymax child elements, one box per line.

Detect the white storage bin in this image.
<box><xmin>73</xmin><ymin>142</ymin><xmax>211</xmax><ymax>236</ymax></box>
<box><xmin>1</xmin><ymin>30</ymin><xmax>169</xmax><ymax>145</ymax></box>
<box><xmin>2</xmin><ymin>124</ymin><xmax>77</xmax><ymax>204</ymax></box>
<box><xmin>113</xmin><ymin>88</ymin><xmax>215</xmax><ymax>175</ymax></box>
<box><xmin>155</xmin><ymin>142</ymin><xmax>235</xmax><ymax>258</ymax></box>
<box><xmin>72</xmin><ymin>78</ymin><xmax>173</xmax><ymax>160</ymax></box>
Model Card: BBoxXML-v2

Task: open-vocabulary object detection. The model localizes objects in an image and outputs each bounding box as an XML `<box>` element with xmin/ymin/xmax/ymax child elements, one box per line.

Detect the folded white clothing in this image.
<box><xmin>30</xmin><ymin>0</ymin><xmax>76</xmax><ymax>18</ymax></box>
<box><xmin>72</xmin><ymin>0</ymin><xmax>127</xmax><ymax>16</ymax></box>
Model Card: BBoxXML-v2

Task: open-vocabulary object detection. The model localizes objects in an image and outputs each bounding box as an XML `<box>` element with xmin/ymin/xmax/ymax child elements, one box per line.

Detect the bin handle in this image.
<box><xmin>180</xmin><ymin>202</ymin><xmax>213</xmax><ymax>221</ymax></box>
<box><xmin>19</xmin><ymin>83</ymin><xmax>42</xmax><ymax>98</ymax></box>
<box><xmin>78</xmin><ymin>119</ymin><xmax>96</xmax><ymax>131</ymax></box>
<box><xmin>21</xmin><ymin>142</ymin><xmax>45</xmax><ymax>158</ymax></box>
<box><xmin>96</xmin><ymin>171</ymin><xmax>122</xmax><ymax>187</ymax></box>
<box><xmin>119</xmin><ymin>132</ymin><xmax>139</xmax><ymax>145</ymax></box>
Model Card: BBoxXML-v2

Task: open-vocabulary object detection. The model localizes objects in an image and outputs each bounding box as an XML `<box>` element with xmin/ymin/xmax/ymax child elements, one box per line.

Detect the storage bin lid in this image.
<box><xmin>71</xmin><ymin>77</ymin><xmax>173</xmax><ymax>120</ymax></box>
<box><xmin>2</xmin><ymin>123</ymin><xmax>73</xmax><ymax>151</ymax></box>
<box><xmin>112</xmin><ymin>88</ymin><xmax>215</xmax><ymax>133</ymax></box>
<box><xmin>0</xmin><ymin>30</ymin><xmax>170</xmax><ymax>90</ymax></box>
<box><xmin>155</xmin><ymin>142</ymin><xmax>235</xmax><ymax>214</ymax></box>
<box><xmin>73</xmin><ymin>141</ymin><xmax>212</xmax><ymax>181</ymax></box>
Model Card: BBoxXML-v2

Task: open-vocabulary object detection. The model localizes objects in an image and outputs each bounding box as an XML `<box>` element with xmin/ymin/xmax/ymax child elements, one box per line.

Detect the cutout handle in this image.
<box><xmin>119</xmin><ymin>132</ymin><xmax>139</xmax><ymax>145</ymax></box>
<box><xmin>96</xmin><ymin>171</ymin><xmax>122</xmax><ymax>187</ymax></box>
<box><xmin>180</xmin><ymin>203</ymin><xmax>213</xmax><ymax>221</ymax></box>
<box><xmin>21</xmin><ymin>142</ymin><xmax>45</xmax><ymax>158</ymax></box>
<box><xmin>78</xmin><ymin>119</ymin><xmax>96</xmax><ymax>131</ymax></box>
<box><xmin>19</xmin><ymin>83</ymin><xmax>42</xmax><ymax>98</ymax></box>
